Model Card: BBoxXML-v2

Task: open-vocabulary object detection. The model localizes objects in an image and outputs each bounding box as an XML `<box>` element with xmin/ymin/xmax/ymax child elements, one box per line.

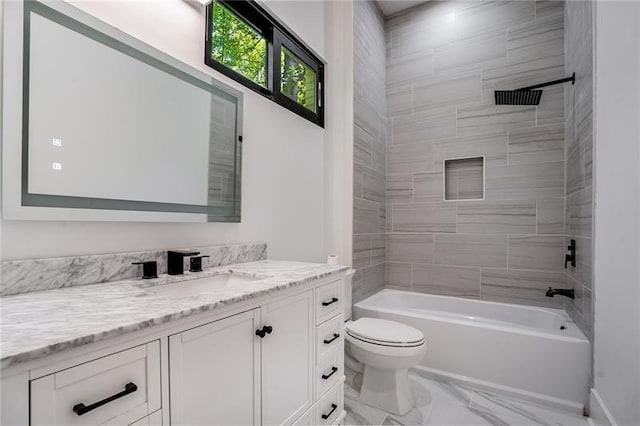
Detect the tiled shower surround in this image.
<box><xmin>354</xmin><ymin>0</ymin><xmax>594</xmax><ymax>331</ymax></box>
<box><xmin>564</xmin><ymin>0</ymin><xmax>594</xmax><ymax>340</ymax></box>
<box><xmin>384</xmin><ymin>0</ymin><xmax>569</xmax><ymax>309</ymax></box>
<box><xmin>353</xmin><ymin>0</ymin><xmax>387</xmax><ymax>303</ymax></box>
<box><xmin>352</xmin><ymin>0</ymin><xmax>595</xmax><ymax>338</ymax></box>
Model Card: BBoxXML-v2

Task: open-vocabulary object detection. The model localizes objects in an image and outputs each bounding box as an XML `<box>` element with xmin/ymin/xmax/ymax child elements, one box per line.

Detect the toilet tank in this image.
<box><xmin>343</xmin><ymin>269</ymin><xmax>355</xmax><ymax>321</ymax></box>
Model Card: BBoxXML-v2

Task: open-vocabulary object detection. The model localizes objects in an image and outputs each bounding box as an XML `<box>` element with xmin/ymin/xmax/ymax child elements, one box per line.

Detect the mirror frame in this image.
<box><xmin>2</xmin><ymin>0</ymin><xmax>244</xmax><ymax>223</ymax></box>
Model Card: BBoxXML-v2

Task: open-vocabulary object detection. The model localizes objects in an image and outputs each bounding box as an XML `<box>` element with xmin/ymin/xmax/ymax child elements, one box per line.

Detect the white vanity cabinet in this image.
<box><xmin>2</xmin><ymin>272</ymin><xmax>347</xmax><ymax>426</ymax></box>
<box><xmin>168</xmin><ymin>291</ymin><xmax>314</xmax><ymax>426</ymax></box>
<box><xmin>168</xmin><ymin>309</ymin><xmax>262</xmax><ymax>425</ymax></box>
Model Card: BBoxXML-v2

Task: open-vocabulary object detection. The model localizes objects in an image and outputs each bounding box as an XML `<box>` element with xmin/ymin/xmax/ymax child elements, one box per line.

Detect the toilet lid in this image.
<box><xmin>346</xmin><ymin>318</ymin><xmax>424</xmax><ymax>346</ymax></box>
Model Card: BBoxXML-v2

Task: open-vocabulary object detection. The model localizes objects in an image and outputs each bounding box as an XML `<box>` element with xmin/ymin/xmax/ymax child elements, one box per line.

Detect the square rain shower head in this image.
<box><xmin>494</xmin><ymin>90</ymin><xmax>543</xmax><ymax>106</ymax></box>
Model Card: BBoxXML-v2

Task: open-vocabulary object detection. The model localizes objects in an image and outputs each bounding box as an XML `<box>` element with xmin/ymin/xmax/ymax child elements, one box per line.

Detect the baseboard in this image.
<box><xmin>588</xmin><ymin>389</ymin><xmax>617</xmax><ymax>426</ymax></box>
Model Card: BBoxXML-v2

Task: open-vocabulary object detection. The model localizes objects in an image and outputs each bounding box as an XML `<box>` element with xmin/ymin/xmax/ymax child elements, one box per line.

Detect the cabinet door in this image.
<box><xmin>169</xmin><ymin>309</ymin><xmax>260</xmax><ymax>425</ymax></box>
<box><xmin>261</xmin><ymin>291</ymin><xmax>314</xmax><ymax>425</ymax></box>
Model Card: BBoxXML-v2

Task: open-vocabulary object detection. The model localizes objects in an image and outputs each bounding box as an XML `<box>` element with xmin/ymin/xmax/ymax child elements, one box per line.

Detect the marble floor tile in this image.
<box><xmin>344</xmin><ymin>370</ymin><xmax>589</xmax><ymax>426</ymax></box>
<box><xmin>425</xmin><ymin>402</ymin><xmax>511</xmax><ymax>426</ymax></box>
<box><xmin>345</xmin><ymin>396</ymin><xmax>390</xmax><ymax>426</ymax></box>
<box><xmin>410</xmin><ymin>370</ymin><xmax>473</xmax><ymax>407</ymax></box>
<box><xmin>469</xmin><ymin>390</ymin><xmax>588</xmax><ymax>426</ymax></box>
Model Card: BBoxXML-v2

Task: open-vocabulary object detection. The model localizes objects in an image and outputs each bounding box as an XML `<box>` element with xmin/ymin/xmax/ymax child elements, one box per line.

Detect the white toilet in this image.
<box><xmin>343</xmin><ymin>270</ymin><xmax>427</xmax><ymax>415</ymax></box>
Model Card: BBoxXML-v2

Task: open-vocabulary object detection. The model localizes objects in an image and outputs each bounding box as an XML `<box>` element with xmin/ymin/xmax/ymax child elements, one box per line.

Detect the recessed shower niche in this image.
<box><xmin>444</xmin><ymin>157</ymin><xmax>484</xmax><ymax>201</ymax></box>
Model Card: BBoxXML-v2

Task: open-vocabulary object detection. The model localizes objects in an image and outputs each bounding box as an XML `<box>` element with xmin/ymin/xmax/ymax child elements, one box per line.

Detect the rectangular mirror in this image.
<box><xmin>2</xmin><ymin>0</ymin><xmax>243</xmax><ymax>222</ymax></box>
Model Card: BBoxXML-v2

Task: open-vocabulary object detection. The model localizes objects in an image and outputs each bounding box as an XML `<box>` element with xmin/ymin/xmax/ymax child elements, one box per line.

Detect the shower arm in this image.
<box><xmin>515</xmin><ymin>72</ymin><xmax>575</xmax><ymax>91</ymax></box>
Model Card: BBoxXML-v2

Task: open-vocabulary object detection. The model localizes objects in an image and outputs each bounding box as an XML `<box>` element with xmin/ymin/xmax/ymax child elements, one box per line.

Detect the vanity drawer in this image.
<box><xmin>315</xmin><ymin>280</ymin><xmax>343</xmax><ymax>325</ymax></box>
<box><xmin>316</xmin><ymin>314</ymin><xmax>343</xmax><ymax>361</ymax></box>
<box><xmin>316</xmin><ymin>344</ymin><xmax>343</xmax><ymax>399</ymax></box>
<box><xmin>30</xmin><ymin>341</ymin><xmax>161</xmax><ymax>426</ymax></box>
<box><xmin>315</xmin><ymin>378</ymin><xmax>344</xmax><ymax>426</ymax></box>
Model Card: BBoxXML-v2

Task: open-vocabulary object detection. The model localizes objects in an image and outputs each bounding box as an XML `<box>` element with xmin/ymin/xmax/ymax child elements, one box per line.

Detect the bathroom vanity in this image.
<box><xmin>0</xmin><ymin>260</ymin><xmax>348</xmax><ymax>425</ymax></box>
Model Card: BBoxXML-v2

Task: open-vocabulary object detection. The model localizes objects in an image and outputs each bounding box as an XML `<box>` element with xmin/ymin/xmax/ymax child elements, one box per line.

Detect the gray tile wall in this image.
<box><xmin>353</xmin><ymin>1</ymin><xmax>387</xmax><ymax>303</ymax></box>
<box><xmin>564</xmin><ymin>0</ymin><xmax>594</xmax><ymax>340</ymax></box>
<box><xmin>384</xmin><ymin>0</ymin><xmax>571</xmax><ymax>309</ymax></box>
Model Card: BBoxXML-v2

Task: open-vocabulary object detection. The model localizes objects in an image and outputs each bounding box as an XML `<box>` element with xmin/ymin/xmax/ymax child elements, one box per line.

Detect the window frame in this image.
<box><xmin>205</xmin><ymin>0</ymin><xmax>324</xmax><ymax>127</ymax></box>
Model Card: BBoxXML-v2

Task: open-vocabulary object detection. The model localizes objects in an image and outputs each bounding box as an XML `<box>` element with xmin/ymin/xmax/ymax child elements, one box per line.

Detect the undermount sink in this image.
<box><xmin>140</xmin><ymin>273</ymin><xmax>270</xmax><ymax>297</ymax></box>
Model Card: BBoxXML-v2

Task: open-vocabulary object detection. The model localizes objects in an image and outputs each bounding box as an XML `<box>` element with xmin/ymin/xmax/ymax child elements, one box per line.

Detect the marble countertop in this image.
<box><xmin>0</xmin><ymin>260</ymin><xmax>349</xmax><ymax>369</ymax></box>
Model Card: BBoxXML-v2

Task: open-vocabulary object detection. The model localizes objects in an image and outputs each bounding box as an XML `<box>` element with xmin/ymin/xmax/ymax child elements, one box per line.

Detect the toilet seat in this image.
<box><xmin>347</xmin><ymin>332</ymin><xmax>425</xmax><ymax>348</ymax></box>
<box><xmin>346</xmin><ymin>318</ymin><xmax>425</xmax><ymax>347</ymax></box>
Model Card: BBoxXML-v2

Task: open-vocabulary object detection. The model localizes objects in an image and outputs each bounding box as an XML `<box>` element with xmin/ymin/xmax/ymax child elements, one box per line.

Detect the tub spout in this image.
<box><xmin>545</xmin><ymin>287</ymin><xmax>575</xmax><ymax>299</ymax></box>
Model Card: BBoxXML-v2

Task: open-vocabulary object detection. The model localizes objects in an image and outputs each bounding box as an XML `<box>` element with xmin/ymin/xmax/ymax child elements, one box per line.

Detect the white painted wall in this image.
<box><xmin>592</xmin><ymin>1</ymin><xmax>640</xmax><ymax>424</ymax></box>
<box><xmin>323</xmin><ymin>0</ymin><xmax>354</xmax><ymax>267</ymax></box>
<box><xmin>0</xmin><ymin>0</ymin><xmax>336</xmax><ymax>262</ymax></box>
<box><xmin>261</xmin><ymin>0</ymin><xmax>324</xmax><ymax>59</ymax></box>
<box><xmin>0</xmin><ymin>0</ymin><xmax>3</xmax><ymax>267</ymax></box>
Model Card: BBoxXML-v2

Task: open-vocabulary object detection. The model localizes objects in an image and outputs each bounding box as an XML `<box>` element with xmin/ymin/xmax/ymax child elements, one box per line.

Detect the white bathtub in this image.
<box><xmin>353</xmin><ymin>289</ymin><xmax>591</xmax><ymax>413</ymax></box>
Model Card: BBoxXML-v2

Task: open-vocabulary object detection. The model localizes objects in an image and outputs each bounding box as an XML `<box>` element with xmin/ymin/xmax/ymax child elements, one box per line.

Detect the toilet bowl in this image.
<box><xmin>342</xmin><ymin>270</ymin><xmax>427</xmax><ymax>415</ymax></box>
<box><xmin>345</xmin><ymin>317</ymin><xmax>427</xmax><ymax>415</ymax></box>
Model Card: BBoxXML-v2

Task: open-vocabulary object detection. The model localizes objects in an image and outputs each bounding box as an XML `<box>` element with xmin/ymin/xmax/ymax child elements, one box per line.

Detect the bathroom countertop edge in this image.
<box><xmin>0</xmin><ymin>260</ymin><xmax>349</xmax><ymax>369</ymax></box>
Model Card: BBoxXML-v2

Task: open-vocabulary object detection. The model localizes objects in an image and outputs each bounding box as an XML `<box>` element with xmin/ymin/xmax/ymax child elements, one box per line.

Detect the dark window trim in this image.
<box><xmin>205</xmin><ymin>0</ymin><xmax>324</xmax><ymax>127</ymax></box>
<box><xmin>204</xmin><ymin>1</ymin><xmax>273</xmax><ymax>96</ymax></box>
<box><xmin>273</xmin><ymin>29</ymin><xmax>324</xmax><ymax>125</ymax></box>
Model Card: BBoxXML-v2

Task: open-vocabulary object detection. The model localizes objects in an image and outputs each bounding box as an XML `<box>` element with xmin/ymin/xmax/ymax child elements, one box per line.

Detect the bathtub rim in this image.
<box><xmin>354</xmin><ymin>289</ymin><xmax>589</xmax><ymax>343</ymax></box>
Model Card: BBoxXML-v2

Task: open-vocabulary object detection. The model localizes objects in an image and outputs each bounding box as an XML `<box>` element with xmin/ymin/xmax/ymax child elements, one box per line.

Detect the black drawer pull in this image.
<box><xmin>256</xmin><ymin>325</ymin><xmax>273</xmax><ymax>338</ymax></box>
<box><xmin>323</xmin><ymin>333</ymin><xmax>340</xmax><ymax>344</ymax></box>
<box><xmin>72</xmin><ymin>382</ymin><xmax>137</xmax><ymax>416</ymax></box>
<box><xmin>322</xmin><ymin>366</ymin><xmax>338</xmax><ymax>380</ymax></box>
<box><xmin>321</xmin><ymin>403</ymin><xmax>337</xmax><ymax>420</ymax></box>
<box><xmin>322</xmin><ymin>297</ymin><xmax>339</xmax><ymax>307</ymax></box>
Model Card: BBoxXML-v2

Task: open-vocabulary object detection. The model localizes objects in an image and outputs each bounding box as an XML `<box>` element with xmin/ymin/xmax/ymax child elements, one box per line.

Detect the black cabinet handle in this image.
<box><xmin>322</xmin><ymin>297</ymin><xmax>339</xmax><ymax>307</ymax></box>
<box><xmin>72</xmin><ymin>382</ymin><xmax>137</xmax><ymax>416</ymax></box>
<box><xmin>322</xmin><ymin>366</ymin><xmax>338</xmax><ymax>380</ymax></box>
<box><xmin>256</xmin><ymin>325</ymin><xmax>273</xmax><ymax>338</ymax></box>
<box><xmin>321</xmin><ymin>403</ymin><xmax>337</xmax><ymax>420</ymax></box>
<box><xmin>323</xmin><ymin>333</ymin><xmax>340</xmax><ymax>344</ymax></box>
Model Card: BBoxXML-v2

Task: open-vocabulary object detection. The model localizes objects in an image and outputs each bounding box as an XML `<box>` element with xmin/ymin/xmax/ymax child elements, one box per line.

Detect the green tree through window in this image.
<box><xmin>211</xmin><ymin>2</ymin><xmax>267</xmax><ymax>87</ymax></box>
<box><xmin>281</xmin><ymin>47</ymin><xmax>317</xmax><ymax>112</ymax></box>
<box><xmin>206</xmin><ymin>0</ymin><xmax>324</xmax><ymax>126</ymax></box>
